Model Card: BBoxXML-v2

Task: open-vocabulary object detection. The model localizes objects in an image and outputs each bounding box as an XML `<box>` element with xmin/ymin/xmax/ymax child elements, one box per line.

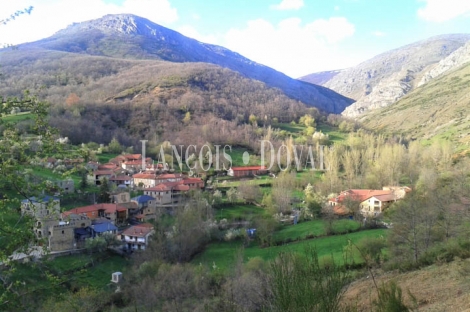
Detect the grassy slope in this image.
<box><xmin>343</xmin><ymin>259</ymin><xmax>470</xmax><ymax>311</ymax></box>
<box><xmin>273</xmin><ymin>219</ymin><xmax>360</xmax><ymax>242</ymax></box>
<box><xmin>361</xmin><ymin>62</ymin><xmax>470</xmax><ymax>151</ymax></box>
<box><xmin>215</xmin><ymin>204</ymin><xmax>268</xmax><ymax>221</ymax></box>
<box><xmin>6</xmin><ymin>253</ymin><xmax>128</xmax><ymax>305</ymax></box>
<box><xmin>193</xmin><ymin>228</ymin><xmax>387</xmax><ymax>270</ymax></box>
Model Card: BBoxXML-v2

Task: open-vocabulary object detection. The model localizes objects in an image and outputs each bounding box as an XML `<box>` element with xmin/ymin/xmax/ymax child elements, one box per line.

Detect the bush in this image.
<box><xmin>372</xmin><ymin>281</ymin><xmax>416</xmax><ymax>312</ymax></box>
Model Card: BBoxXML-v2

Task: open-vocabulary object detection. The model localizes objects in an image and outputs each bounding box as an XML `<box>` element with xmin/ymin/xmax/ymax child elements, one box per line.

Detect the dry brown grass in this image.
<box><xmin>343</xmin><ymin>259</ymin><xmax>470</xmax><ymax>311</ymax></box>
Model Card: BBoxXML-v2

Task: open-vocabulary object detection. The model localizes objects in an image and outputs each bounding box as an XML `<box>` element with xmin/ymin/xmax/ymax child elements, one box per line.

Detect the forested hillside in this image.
<box><xmin>0</xmin><ymin>49</ymin><xmax>311</xmax><ymax>149</ymax></box>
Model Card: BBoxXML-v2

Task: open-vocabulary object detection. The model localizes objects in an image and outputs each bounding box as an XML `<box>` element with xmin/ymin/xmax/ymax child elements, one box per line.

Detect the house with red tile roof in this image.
<box><xmin>144</xmin><ymin>181</ymin><xmax>189</xmax><ymax>207</ymax></box>
<box><xmin>98</xmin><ymin>163</ymin><xmax>118</xmax><ymax>170</ymax></box>
<box><xmin>121</xmin><ymin>224</ymin><xmax>154</xmax><ymax>250</ymax></box>
<box><xmin>180</xmin><ymin>177</ymin><xmax>204</xmax><ymax>189</ymax></box>
<box><xmin>123</xmin><ymin>154</ymin><xmax>142</xmax><ymax>161</ymax></box>
<box><xmin>62</xmin><ymin>203</ymin><xmax>127</xmax><ymax>225</ymax></box>
<box><xmin>109</xmin><ymin>175</ymin><xmax>133</xmax><ymax>187</ymax></box>
<box><xmin>328</xmin><ymin>187</ymin><xmax>410</xmax><ymax>216</ymax></box>
<box><xmin>133</xmin><ymin>173</ymin><xmax>157</xmax><ymax>188</ymax></box>
<box><xmin>227</xmin><ymin>166</ymin><xmax>267</xmax><ymax>177</ymax></box>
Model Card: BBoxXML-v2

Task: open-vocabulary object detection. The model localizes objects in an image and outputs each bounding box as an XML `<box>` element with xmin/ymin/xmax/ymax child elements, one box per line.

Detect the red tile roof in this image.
<box><xmin>98</xmin><ymin>163</ymin><xmax>118</xmax><ymax>170</ymax></box>
<box><xmin>146</xmin><ymin>181</ymin><xmax>189</xmax><ymax>192</ymax></box>
<box><xmin>135</xmin><ymin>223</ymin><xmax>154</xmax><ymax>228</ymax></box>
<box><xmin>329</xmin><ymin>189</ymin><xmax>393</xmax><ymax>204</ymax></box>
<box><xmin>63</xmin><ymin>203</ymin><xmax>126</xmax><ymax>217</ymax></box>
<box><xmin>124</xmin><ymin>160</ymin><xmax>144</xmax><ymax>165</ymax></box>
<box><xmin>122</xmin><ymin>225</ymin><xmax>153</xmax><ymax>237</ymax></box>
<box><xmin>123</xmin><ymin>154</ymin><xmax>142</xmax><ymax>161</ymax></box>
<box><xmin>157</xmin><ymin>173</ymin><xmax>183</xmax><ymax>179</ymax></box>
<box><xmin>133</xmin><ymin>173</ymin><xmax>156</xmax><ymax>179</ymax></box>
<box><xmin>181</xmin><ymin>177</ymin><xmax>203</xmax><ymax>184</ymax></box>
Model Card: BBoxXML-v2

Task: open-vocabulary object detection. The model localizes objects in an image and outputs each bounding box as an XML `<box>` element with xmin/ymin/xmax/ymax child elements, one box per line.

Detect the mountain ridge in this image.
<box><xmin>302</xmin><ymin>33</ymin><xmax>470</xmax><ymax>116</ymax></box>
<box><xmin>18</xmin><ymin>14</ymin><xmax>353</xmax><ymax>114</ymax></box>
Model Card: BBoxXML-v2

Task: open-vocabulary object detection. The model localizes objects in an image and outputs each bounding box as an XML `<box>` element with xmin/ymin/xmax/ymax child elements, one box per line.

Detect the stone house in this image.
<box><xmin>121</xmin><ymin>224</ymin><xmax>154</xmax><ymax>251</ymax></box>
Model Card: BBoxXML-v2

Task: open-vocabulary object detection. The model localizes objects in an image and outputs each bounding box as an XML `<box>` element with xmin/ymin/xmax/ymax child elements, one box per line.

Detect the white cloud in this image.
<box><xmin>270</xmin><ymin>0</ymin><xmax>304</xmax><ymax>11</ymax></box>
<box><xmin>0</xmin><ymin>0</ymin><xmax>178</xmax><ymax>45</ymax></box>
<box><xmin>417</xmin><ymin>0</ymin><xmax>470</xmax><ymax>22</ymax></box>
<box><xmin>223</xmin><ymin>17</ymin><xmax>355</xmax><ymax>77</ymax></box>
<box><xmin>372</xmin><ymin>30</ymin><xmax>386</xmax><ymax>37</ymax></box>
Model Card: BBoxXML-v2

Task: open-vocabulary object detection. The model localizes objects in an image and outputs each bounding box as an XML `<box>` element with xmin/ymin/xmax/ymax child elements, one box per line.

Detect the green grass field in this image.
<box><xmin>1</xmin><ymin>112</ymin><xmax>33</xmax><ymax>123</ymax></box>
<box><xmin>97</xmin><ymin>153</ymin><xmax>119</xmax><ymax>163</ymax></box>
<box><xmin>216</xmin><ymin>175</ymin><xmax>273</xmax><ymax>188</ymax></box>
<box><xmin>193</xmin><ymin>228</ymin><xmax>387</xmax><ymax>270</ymax></box>
<box><xmin>215</xmin><ymin>204</ymin><xmax>269</xmax><ymax>221</ymax></box>
<box><xmin>316</xmin><ymin>124</ymin><xmax>347</xmax><ymax>144</ymax></box>
<box><xmin>273</xmin><ymin>219</ymin><xmax>360</xmax><ymax>242</ymax></box>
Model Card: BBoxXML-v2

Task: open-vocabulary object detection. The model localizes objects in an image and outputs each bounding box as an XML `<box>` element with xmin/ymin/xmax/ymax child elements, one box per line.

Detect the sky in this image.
<box><xmin>1</xmin><ymin>0</ymin><xmax>470</xmax><ymax>78</ymax></box>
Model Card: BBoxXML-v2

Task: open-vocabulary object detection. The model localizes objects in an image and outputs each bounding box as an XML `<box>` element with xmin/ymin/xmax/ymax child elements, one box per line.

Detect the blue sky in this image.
<box><xmin>1</xmin><ymin>0</ymin><xmax>470</xmax><ymax>77</ymax></box>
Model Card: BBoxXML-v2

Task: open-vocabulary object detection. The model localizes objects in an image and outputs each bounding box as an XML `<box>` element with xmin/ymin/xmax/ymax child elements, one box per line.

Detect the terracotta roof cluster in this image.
<box><xmin>146</xmin><ymin>181</ymin><xmax>190</xmax><ymax>192</ymax></box>
<box><xmin>62</xmin><ymin>203</ymin><xmax>127</xmax><ymax>217</ymax></box>
<box><xmin>133</xmin><ymin>173</ymin><xmax>156</xmax><ymax>179</ymax></box>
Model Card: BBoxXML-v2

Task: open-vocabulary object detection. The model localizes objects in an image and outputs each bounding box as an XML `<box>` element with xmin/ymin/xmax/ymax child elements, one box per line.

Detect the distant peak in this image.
<box><xmin>55</xmin><ymin>13</ymin><xmax>163</xmax><ymax>37</ymax></box>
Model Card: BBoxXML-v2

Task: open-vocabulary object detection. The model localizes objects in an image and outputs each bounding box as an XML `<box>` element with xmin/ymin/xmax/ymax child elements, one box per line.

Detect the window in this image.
<box><xmin>374</xmin><ymin>201</ymin><xmax>380</xmax><ymax>205</ymax></box>
<box><xmin>61</xmin><ymin>230</ymin><xmax>64</xmax><ymax>234</ymax></box>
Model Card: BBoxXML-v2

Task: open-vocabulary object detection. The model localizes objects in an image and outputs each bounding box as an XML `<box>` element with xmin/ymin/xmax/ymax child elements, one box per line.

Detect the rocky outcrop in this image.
<box><xmin>418</xmin><ymin>40</ymin><xmax>470</xmax><ymax>86</ymax></box>
<box><xmin>313</xmin><ymin>34</ymin><xmax>470</xmax><ymax>117</ymax></box>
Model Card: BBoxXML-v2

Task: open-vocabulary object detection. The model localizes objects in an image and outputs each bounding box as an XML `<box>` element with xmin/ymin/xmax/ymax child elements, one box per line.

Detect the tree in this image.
<box><xmin>248</xmin><ymin>114</ymin><xmax>258</xmax><ymax>126</ymax></box>
<box><xmin>237</xmin><ymin>181</ymin><xmax>262</xmax><ymax>204</ymax></box>
<box><xmin>388</xmin><ymin>192</ymin><xmax>437</xmax><ymax>265</ymax></box>
<box><xmin>107</xmin><ymin>137</ymin><xmax>122</xmax><ymax>154</ymax></box>
<box><xmin>0</xmin><ymin>92</ymin><xmax>62</xmax><ymax>310</ymax></box>
<box><xmin>183</xmin><ymin>111</ymin><xmax>191</xmax><ymax>124</ymax></box>
<box><xmin>98</xmin><ymin>178</ymin><xmax>110</xmax><ymax>203</ymax></box>
<box><xmin>212</xmin><ymin>190</ymin><xmax>223</xmax><ymax>207</ymax></box>
<box><xmin>65</xmin><ymin>92</ymin><xmax>80</xmax><ymax>107</ymax></box>
<box><xmin>226</xmin><ymin>187</ymin><xmax>239</xmax><ymax>204</ymax></box>
<box><xmin>255</xmin><ymin>216</ymin><xmax>277</xmax><ymax>247</ymax></box>
<box><xmin>268</xmin><ymin>247</ymin><xmax>350</xmax><ymax>312</ymax></box>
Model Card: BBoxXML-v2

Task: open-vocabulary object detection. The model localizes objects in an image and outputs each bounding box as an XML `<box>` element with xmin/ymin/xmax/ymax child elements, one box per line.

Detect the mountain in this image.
<box><xmin>418</xmin><ymin>40</ymin><xmax>470</xmax><ymax>86</ymax></box>
<box><xmin>360</xmin><ymin>60</ymin><xmax>470</xmax><ymax>149</ymax></box>
<box><xmin>303</xmin><ymin>34</ymin><xmax>470</xmax><ymax>117</ymax></box>
<box><xmin>17</xmin><ymin>14</ymin><xmax>353</xmax><ymax>114</ymax></box>
<box><xmin>0</xmin><ymin>49</ymin><xmax>311</xmax><ymax>146</ymax></box>
<box><xmin>298</xmin><ymin>70</ymin><xmax>343</xmax><ymax>85</ymax></box>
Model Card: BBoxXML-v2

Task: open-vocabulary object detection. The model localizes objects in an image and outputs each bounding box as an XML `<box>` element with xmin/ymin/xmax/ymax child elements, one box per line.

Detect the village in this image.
<box><xmin>18</xmin><ymin>151</ymin><xmax>410</xmax><ymax>257</ymax></box>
